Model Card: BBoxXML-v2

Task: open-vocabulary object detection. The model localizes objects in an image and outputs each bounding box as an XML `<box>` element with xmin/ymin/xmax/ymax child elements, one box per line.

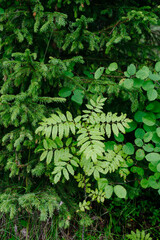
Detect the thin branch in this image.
<box><xmin>43</xmin><ymin>30</ymin><xmax>54</xmax><ymax>62</ymax></box>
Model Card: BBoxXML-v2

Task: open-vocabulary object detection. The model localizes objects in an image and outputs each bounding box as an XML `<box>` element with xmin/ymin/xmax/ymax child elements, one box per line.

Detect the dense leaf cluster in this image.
<box><xmin>0</xmin><ymin>0</ymin><xmax>160</xmax><ymax>238</ymax></box>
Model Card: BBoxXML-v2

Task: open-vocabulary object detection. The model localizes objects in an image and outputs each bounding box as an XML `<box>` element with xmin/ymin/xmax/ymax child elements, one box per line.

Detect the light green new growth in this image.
<box><xmin>36</xmin><ymin>96</ymin><xmax>132</xmax><ymax>183</ymax></box>
<box><xmin>36</xmin><ymin>97</ymin><xmax>132</xmax><ymax>209</ymax></box>
<box><xmin>125</xmin><ymin>229</ymin><xmax>152</xmax><ymax>240</ymax></box>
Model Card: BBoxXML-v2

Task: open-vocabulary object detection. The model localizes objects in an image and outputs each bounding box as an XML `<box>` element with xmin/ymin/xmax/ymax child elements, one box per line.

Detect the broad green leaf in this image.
<box><xmin>112</xmin><ymin>123</ymin><xmax>119</xmax><ymax>137</ymax></box>
<box><xmin>125</xmin><ymin>121</ymin><xmax>137</xmax><ymax>133</ymax></box>
<box><xmin>86</xmin><ymin>104</ymin><xmax>93</xmax><ymax>110</ymax></box>
<box><xmin>155</xmin><ymin>61</ymin><xmax>160</xmax><ymax>72</ymax></box>
<box><xmin>114</xmin><ymin>132</ymin><xmax>124</xmax><ymax>142</ymax></box>
<box><xmin>48</xmin><ymin>139</ymin><xmax>57</xmax><ymax>149</ymax></box>
<box><xmin>79</xmin><ymin>141</ymin><xmax>90</xmax><ymax>152</ymax></box>
<box><xmin>43</xmin><ymin>139</ymin><xmax>48</xmax><ymax>149</ymax></box>
<box><xmin>69</xmin><ymin>122</ymin><xmax>76</xmax><ymax>135</ymax></box>
<box><xmin>124</xmin><ymin>71</ymin><xmax>130</xmax><ymax>77</ymax></box>
<box><xmin>59</xmin><ymin>123</ymin><xmax>64</xmax><ymax>139</ymax></box>
<box><xmin>58</xmin><ymin>161</ymin><xmax>67</xmax><ymax>166</ymax></box>
<box><xmin>136</xmin><ymin>167</ymin><xmax>144</xmax><ymax>176</ymax></box>
<box><xmin>90</xmin><ymin>135</ymin><xmax>104</xmax><ymax>141</ymax></box>
<box><xmin>140</xmin><ymin>179</ymin><xmax>149</xmax><ymax>189</ymax></box>
<box><xmin>35</xmin><ymin>126</ymin><xmax>44</xmax><ymax>134</ymax></box>
<box><xmin>104</xmin><ymin>141</ymin><xmax>115</xmax><ymax>151</ymax></box>
<box><xmin>91</xmin><ymin>140</ymin><xmax>104</xmax><ymax>148</ymax></box>
<box><xmin>51</xmin><ymin>114</ymin><xmax>61</xmax><ymax>123</ymax></box>
<box><xmin>143</xmin><ymin>132</ymin><xmax>153</xmax><ymax>142</ymax></box>
<box><xmin>54</xmin><ymin>149</ymin><xmax>60</xmax><ymax>162</ymax></box>
<box><xmin>156</xmin><ymin>127</ymin><xmax>160</xmax><ymax>137</ymax></box>
<box><xmin>52</xmin><ymin>166</ymin><xmax>62</xmax><ymax>174</ymax></box>
<box><xmin>64</xmin><ymin>122</ymin><xmax>70</xmax><ymax>137</ymax></box>
<box><xmin>90</xmin><ymin>99</ymin><xmax>96</xmax><ymax>107</ymax></box>
<box><xmin>123</xmin><ymin>143</ymin><xmax>134</xmax><ymax>155</ymax></box>
<box><xmin>146</xmin><ymin>153</ymin><xmax>160</xmax><ymax>162</ymax></box>
<box><xmin>40</xmin><ymin>151</ymin><xmax>48</xmax><ymax>161</ymax></box>
<box><xmin>134</xmin><ymin>138</ymin><xmax>143</xmax><ymax>147</ymax></box>
<box><xmin>91</xmin><ymin>151</ymin><xmax>97</xmax><ymax>163</ymax></box>
<box><xmin>127</xmin><ymin>64</ymin><xmax>136</xmax><ymax>75</ymax></box>
<box><xmin>108</xmin><ymin>62</ymin><xmax>118</xmax><ymax>71</ymax></box>
<box><xmin>93</xmin><ymin>169</ymin><xmax>100</xmax><ymax>180</ymax></box>
<box><xmin>134</xmin><ymin>111</ymin><xmax>146</xmax><ymax>122</ymax></box>
<box><xmin>133</xmin><ymin>78</ymin><xmax>143</xmax><ymax>88</ymax></box>
<box><xmin>52</xmin><ymin>125</ymin><xmax>58</xmax><ymax>140</ymax></box>
<box><xmin>135</xmin><ymin>128</ymin><xmax>145</xmax><ymax>139</ymax></box>
<box><xmin>148</xmin><ymin>176</ymin><xmax>159</xmax><ymax>189</ymax></box>
<box><xmin>106</xmin><ymin>124</ymin><xmax>111</xmax><ymax>138</ymax></box>
<box><xmin>123</xmin><ymin>78</ymin><xmax>133</xmax><ymax>89</ymax></box>
<box><xmin>142</xmin><ymin>80</ymin><xmax>154</xmax><ymax>91</ymax></box>
<box><xmin>98</xmin><ymin>178</ymin><xmax>108</xmax><ymax>190</ymax></box>
<box><xmin>142</xmin><ymin>113</ymin><xmax>156</xmax><ymax>126</ymax></box>
<box><xmin>94</xmin><ymin>67</ymin><xmax>104</xmax><ymax>79</ymax></box>
<box><xmin>157</xmin><ymin>163</ymin><xmax>160</xmax><ymax>172</ymax></box>
<box><xmin>131</xmin><ymin>166</ymin><xmax>144</xmax><ymax>176</ymax></box>
<box><xmin>154</xmin><ymin>147</ymin><xmax>160</xmax><ymax>152</ymax></box>
<box><xmin>149</xmin><ymin>163</ymin><xmax>157</xmax><ymax>172</ymax></box>
<box><xmin>154</xmin><ymin>172</ymin><xmax>160</xmax><ymax>180</ymax></box>
<box><xmin>152</xmin><ymin>132</ymin><xmax>160</xmax><ymax>144</ymax></box>
<box><xmin>63</xmin><ymin>168</ymin><xmax>69</xmax><ymax>180</ymax></box>
<box><xmin>71</xmin><ymin>89</ymin><xmax>84</xmax><ymax>105</ymax></box>
<box><xmin>66</xmin><ymin>111</ymin><xmax>73</xmax><ymax>121</ymax></box>
<box><xmin>58</xmin><ymin>87</ymin><xmax>72</xmax><ymax>97</ymax></box>
<box><xmin>67</xmin><ymin>164</ymin><xmax>74</xmax><ymax>175</ymax></box>
<box><xmin>147</xmin><ymin>89</ymin><xmax>158</xmax><ymax>101</ymax></box>
<box><xmin>66</xmin><ymin>137</ymin><xmax>72</xmax><ymax>146</ymax></box>
<box><xmin>94</xmin><ymin>147</ymin><xmax>104</xmax><ymax>157</ymax></box>
<box><xmin>57</xmin><ymin>111</ymin><xmax>66</xmax><ymax>121</ymax></box>
<box><xmin>143</xmin><ymin>124</ymin><xmax>156</xmax><ymax>132</ymax></box>
<box><xmin>105</xmin><ymin>185</ymin><xmax>113</xmax><ymax>199</ymax></box>
<box><xmin>149</xmin><ymin>72</ymin><xmax>160</xmax><ymax>81</ymax></box>
<box><xmin>136</xmin><ymin>66</ymin><xmax>149</xmax><ymax>80</ymax></box>
<box><xmin>71</xmin><ymin>159</ymin><xmax>79</xmax><ymax>167</ymax></box>
<box><xmin>105</xmin><ymin>68</ymin><xmax>111</xmax><ymax>74</ymax></box>
<box><xmin>55</xmin><ymin>137</ymin><xmax>63</xmax><ymax>148</ymax></box>
<box><xmin>45</xmin><ymin>126</ymin><xmax>52</xmax><ymax>138</ymax></box>
<box><xmin>54</xmin><ymin>172</ymin><xmax>61</xmax><ymax>184</ymax></box>
<box><xmin>117</xmin><ymin>123</ymin><xmax>125</xmax><ymax>134</ymax></box>
<box><xmin>122</xmin><ymin>121</ymin><xmax>130</xmax><ymax>129</ymax></box>
<box><xmin>135</xmin><ymin>149</ymin><xmax>145</xmax><ymax>161</ymax></box>
<box><xmin>46</xmin><ymin>150</ymin><xmax>53</xmax><ymax>164</ymax></box>
<box><xmin>78</xmin><ymin>136</ymin><xmax>89</xmax><ymax>146</ymax></box>
<box><xmin>114</xmin><ymin>185</ymin><xmax>127</xmax><ymax>198</ymax></box>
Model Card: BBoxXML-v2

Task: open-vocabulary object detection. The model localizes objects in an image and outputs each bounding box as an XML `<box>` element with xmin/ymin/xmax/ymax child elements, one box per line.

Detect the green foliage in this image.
<box><xmin>125</xmin><ymin>229</ymin><xmax>152</xmax><ymax>240</ymax></box>
<box><xmin>0</xmin><ymin>188</ymin><xmax>71</xmax><ymax>228</ymax></box>
<box><xmin>36</xmin><ymin>97</ymin><xmax>132</xmax><ymax>209</ymax></box>
<box><xmin>0</xmin><ymin>0</ymin><xmax>160</xmax><ymax>237</ymax></box>
<box><xmin>93</xmin><ymin>61</ymin><xmax>160</xmax><ymax>196</ymax></box>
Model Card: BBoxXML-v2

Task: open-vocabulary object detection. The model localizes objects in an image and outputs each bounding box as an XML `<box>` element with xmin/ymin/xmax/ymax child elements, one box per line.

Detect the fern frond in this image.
<box><xmin>77</xmin><ymin>127</ymin><xmax>105</xmax><ymax>163</ymax></box>
<box><xmin>36</xmin><ymin>111</ymin><xmax>76</xmax><ymax>140</ymax></box>
<box><xmin>125</xmin><ymin>229</ymin><xmax>152</xmax><ymax>240</ymax></box>
<box><xmin>36</xmin><ymin>97</ymin><xmax>132</xmax><ymax>183</ymax></box>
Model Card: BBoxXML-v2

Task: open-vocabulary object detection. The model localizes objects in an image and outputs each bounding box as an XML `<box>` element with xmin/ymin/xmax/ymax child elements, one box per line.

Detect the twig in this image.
<box><xmin>109</xmin><ymin>19</ymin><xmax>129</xmax><ymax>35</ymax></box>
<box><xmin>43</xmin><ymin>30</ymin><xmax>54</xmax><ymax>62</ymax></box>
